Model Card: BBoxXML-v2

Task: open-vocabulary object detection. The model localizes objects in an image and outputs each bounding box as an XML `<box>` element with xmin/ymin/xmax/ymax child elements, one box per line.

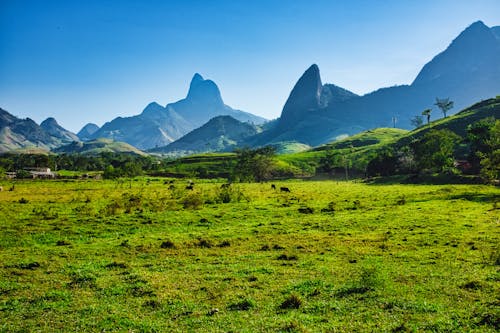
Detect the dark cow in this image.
<box><xmin>280</xmin><ymin>187</ymin><xmax>290</xmax><ymax>193</ymax></box>
<box><xmin>271</xmin><ymin>184</ymin><xmax>276</xmax><ymax>190</ymax></box>
<box><xmin>186</xmin><ymin>184</ymin><xmax>194</xmax><ymax>190</ymax></box>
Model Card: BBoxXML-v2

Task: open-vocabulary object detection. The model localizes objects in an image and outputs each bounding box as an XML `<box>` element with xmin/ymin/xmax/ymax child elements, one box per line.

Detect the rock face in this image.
<box><xmin>40</xmin><ymin>117</ymin><xmax>79</xmax><ymax>142</ymax></box>
<box><xmin>77</xmin><ymin>123</ymin><xmax>100</xmax><ymax>141</ymax></box>
<box><xmin>91</xmin><ymin>74</ymin><xmax>267</xmax><ymax>150</ymax></box>
<box><xmin>279</xmin><ymin>64</ymin><xmax>323</xmax><ymax>127</ymax></box>
<box><xmin>0</xmin><ymin>108</ymin><xmax>72</xmax><ymax>152</ymax></box>
<box><xmin>150</xmin><ymin>115</ymin><xmax>259</xmax><ymax>156</ymax></box>
<box><xmin>255</xmin><ymin>21</ymin><xmax>500</xmax><ymax>146</ymax></box>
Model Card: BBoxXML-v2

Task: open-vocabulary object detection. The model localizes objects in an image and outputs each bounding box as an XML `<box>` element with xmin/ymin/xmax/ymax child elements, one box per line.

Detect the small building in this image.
<box><xmin>24</xmin><ymin>167</ymin><xmax>56</xmax><ymax>179</ymax></box>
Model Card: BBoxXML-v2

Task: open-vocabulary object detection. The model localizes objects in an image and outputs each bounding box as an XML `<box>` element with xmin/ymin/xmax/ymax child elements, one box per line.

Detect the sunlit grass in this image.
<box><xmin>0</xmin><ymin>179</ymin><xmax>498</xmax><ymax>331</ymax></box>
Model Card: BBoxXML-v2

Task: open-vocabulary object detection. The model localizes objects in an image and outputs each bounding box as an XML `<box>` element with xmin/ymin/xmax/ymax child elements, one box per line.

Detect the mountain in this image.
<box><xmin>492</xmin><ymin>26</ymin><xmax>500</xmax><ymax>39</ymax></box>
<box><xmin>258</xmin><ymin>21</ymin><xmax>500</xmax><ymax>147</ymax></box>
<box><xmin>250</xmin><ymin>65</ymin><xmax>361</xmax><ymax>146</ymax></box>
<box><xmin>91</xmin><ymin>74</ymin><xmax>267</xmax><ymax>150</ymax></box>
<box><xmin>278</xmin><ymin>64</ymin><xmax>323</xmax><ymax>127</ymax></box>
<box><xmin>40</xmin><ymin>117</ymin><xmax>79</xmax><ymax>143</ymax></box>
<box><xmin>0</xmin><ymin>108</ymin><xmax>63</xmax><ymax>152</ymax></box>
<box><xmin>54</xmin><ymin>138</ymin><xmax>147</xmax><ymax>156</ymax></box>
<box><xmin>149</xmin><ymin>115</ymin><xmax>260</xmax><ymax>156</ymax></box>
<box><xmin>77</xmin><ymin>123</ymin><xmax>100</xmax><ymax>141</ymax></box>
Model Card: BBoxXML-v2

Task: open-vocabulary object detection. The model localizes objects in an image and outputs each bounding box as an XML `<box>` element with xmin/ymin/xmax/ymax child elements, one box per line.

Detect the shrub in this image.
<box><xmin>182</xmin><ymin>192</ymin><xmax>204</xmax><ymax>210</ymax></box>
<box><xmin>160</xmin><ymin>240</ymin><xmax>176</xmax><ymax>249</ymax></box>
<box><xmin>228</xmin><ymin>298</ymin><xmax>256</xmax><ymax>311</ymax></box>
<box><xmin>279</xmin><ymin>294</ymin><xmax>302</xmax><ymax>309</ymax></box>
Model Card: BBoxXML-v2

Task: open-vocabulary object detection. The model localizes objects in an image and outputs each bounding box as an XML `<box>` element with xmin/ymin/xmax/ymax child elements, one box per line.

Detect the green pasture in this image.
<box><xmin>0</xmin><ymin>179</ymin><xmax>498</xmax><ymax>332</ymax></box>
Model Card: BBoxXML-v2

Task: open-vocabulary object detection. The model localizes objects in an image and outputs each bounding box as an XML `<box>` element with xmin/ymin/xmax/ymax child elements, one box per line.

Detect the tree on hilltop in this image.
<box><xmin>421</xmin><ymin>109</ymin><xmax>432</xmax><ymax>126</ymax></box>
<box><xmin>435</xmin><ymin>97</ymin><xmax>454</xmax><ymax>118</ymax></box>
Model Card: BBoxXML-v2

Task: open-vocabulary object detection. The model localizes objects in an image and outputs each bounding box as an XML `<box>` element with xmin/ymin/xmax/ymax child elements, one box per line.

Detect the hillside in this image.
<box><xmin>158</xmin><ymin>96</ymin><xmax>499</xmax><ymax>179</ymax></box>
<box><xmin>40</xmin><ymin>117</ymin><xmax>79</xmax><ymax>142</ymax></box>
<box><xmin>392</xmin><ymin>96</ymin><xmax>500</xmax><ymax>148</ymax></box>
<box><xmin>149</xmin><ymin>115</ymin><xmax>260</xmax><ymax>156</ymax></box>
<box><xmin>54</xmin><ymin>138</ymin><xmax>147</xmax><ymax>156</ymax></box>
<box><xmin>0</xmin><ymin>108</ymin><xmax>67</xmax><ymax>153</ymax></box>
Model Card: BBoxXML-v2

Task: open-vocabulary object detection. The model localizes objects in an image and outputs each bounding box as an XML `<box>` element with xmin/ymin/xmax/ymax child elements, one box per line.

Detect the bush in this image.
<box><xmin>279</xmin><ymin>294</ymin><xmax>302</xmax><ymax>309</ymax></box>
<box><xmin>228</xmin><ymin>298</ymin><xmax>256</xmax><ymax>311</ymax></box>
<box><xmin>182</xmin><ymin>192</ymin><xmax>204</xmax><ymax>209</ymax></box>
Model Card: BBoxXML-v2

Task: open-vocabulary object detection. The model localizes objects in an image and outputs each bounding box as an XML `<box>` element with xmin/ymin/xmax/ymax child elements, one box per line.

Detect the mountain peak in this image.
<box><xmin>191</xmin><ymin>73</ymin><xmax>204</xmax><ymax>84</ymax></box>
<box><xmin>41</xmin><ymin>117</ymin><xmax>58</xmax><ymax>127</ymax></box>
<box><xmin>77</xmin><ymin>123</ymin><xmax>100</xmax><ymax>141</ymax></box>
<box><xmin>412</xmin><ymin>20</ymin><xmax>499</xmax><ymax>85</ymax></box>
<box><xmin>450</xmin><ymin>20</ymin><xmax>492</xmax><ymax>47</ymax></box>
<box><xmin>186</xmin><ymin>73</ymin><xmax>223</xmax><ymax>105</ymax></box>
<box><xmin>279</xmin><ymin>64</ymin><xmax>323</xmax><ymax>125</ymax></box>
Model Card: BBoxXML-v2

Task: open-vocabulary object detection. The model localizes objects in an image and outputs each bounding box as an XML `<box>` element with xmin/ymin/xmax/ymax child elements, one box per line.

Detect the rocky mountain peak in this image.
<box><xmin>186</xmin><ymin>73</ymin><xmax>223</xmax><ymax>105</ymax></box>
<box><xmin>279</xmin><ymin>64</ymin><xmax>323</xmax><ymax>125</ymax></box>
<box><xmin>40</xmin><ymin>117</ymin><xmax>59</xmax><ymax>128</ymax></box>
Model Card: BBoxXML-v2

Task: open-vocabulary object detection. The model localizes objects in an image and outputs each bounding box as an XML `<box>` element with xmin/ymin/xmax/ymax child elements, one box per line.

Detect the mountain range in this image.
<box><xmin>0</xmin><ymin>20</ymin><xmax>498</xmax><ymax>155</ymax></box>
<box><xmin>88</xmin><ymin>74</ymin><xmax>266</xmax><ymax>150</ymax></box>
<box><xmin>0</xmin><ymin>110</ymin><xmax>75</xmax><ymax>153</ymax></box>
<box><xmin>253</xmin><ymin>21</ymin><xmax>500</xmax><ymax>146</ymax></box>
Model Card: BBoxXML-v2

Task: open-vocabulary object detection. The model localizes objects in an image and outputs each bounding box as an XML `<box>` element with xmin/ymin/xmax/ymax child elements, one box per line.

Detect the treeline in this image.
<box><xmin>0</xmin><ymin>153</ymin><xmax>164</xmax><ymax>179</ymax></box>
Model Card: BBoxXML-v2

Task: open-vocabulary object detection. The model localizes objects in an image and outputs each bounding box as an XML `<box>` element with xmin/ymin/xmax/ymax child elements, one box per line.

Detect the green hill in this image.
<box><xmin>393</xmin><ymin>96</ymin><xmax>500</xmax><ymax>148</ymax></box>
<box><xmin>54</xmin><ymin>138</ymin><xmax>147</xmax><ymax>156</ymax></box>
<box><xmin>154</xmin><ymin>97</ymin><xmax>499</xmax><ymax>180</ymax></box>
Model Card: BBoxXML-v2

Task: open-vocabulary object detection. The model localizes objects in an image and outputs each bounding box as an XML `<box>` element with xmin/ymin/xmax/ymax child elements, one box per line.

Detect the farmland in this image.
<box><xmin>0</xmin><ymin>179</ymin><xmax>499</xmax><ymax>332</ymax></box>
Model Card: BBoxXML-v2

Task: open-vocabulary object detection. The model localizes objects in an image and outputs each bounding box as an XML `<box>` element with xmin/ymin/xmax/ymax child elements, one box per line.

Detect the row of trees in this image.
<box><xmin>0</xmin><ymin>153</ymin><xmax>164</xmax><ymax>179</ymax></box>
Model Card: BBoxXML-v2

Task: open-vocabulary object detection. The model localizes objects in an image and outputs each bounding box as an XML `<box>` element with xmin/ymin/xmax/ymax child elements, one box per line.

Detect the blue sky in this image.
<box><xmin>1</xmin><ymin>0</ymin><xmax>499</xmax><ymax>132</ymax></box>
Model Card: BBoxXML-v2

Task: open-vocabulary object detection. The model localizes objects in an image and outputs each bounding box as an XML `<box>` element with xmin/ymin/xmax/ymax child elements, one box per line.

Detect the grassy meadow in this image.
<box><xmin>0</xmin><ymin>178</ymin><xmax>499</xmax><ymax>332</ymax></box>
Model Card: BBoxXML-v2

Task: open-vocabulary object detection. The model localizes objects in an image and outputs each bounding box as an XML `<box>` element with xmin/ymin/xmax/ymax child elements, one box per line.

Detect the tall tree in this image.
<box><xmin>435</xmin><ymin>98</ymin><xmax>454</xmax><ymax>118</ymax></box>
<box><xmin>421</xmin><ymin>109</ymin><xmax>432</xmax><ymax>126</ymax></box>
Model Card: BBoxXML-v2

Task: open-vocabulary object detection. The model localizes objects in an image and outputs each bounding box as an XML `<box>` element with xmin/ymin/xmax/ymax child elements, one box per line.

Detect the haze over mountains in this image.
<box><xmin>0</xmin><ymin>21</ymin><xmax>498</xmax><ymax>155</ymax></box>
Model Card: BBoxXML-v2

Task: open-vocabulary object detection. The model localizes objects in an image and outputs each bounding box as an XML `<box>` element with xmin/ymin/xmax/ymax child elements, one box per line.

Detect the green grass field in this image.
<box><xmin>0</xmin><ymin>179</ymin><xmax>499</xmax><ymax>332</ymax></box>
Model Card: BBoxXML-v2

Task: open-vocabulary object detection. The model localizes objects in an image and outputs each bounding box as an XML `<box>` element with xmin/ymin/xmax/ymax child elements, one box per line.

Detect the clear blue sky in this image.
<box><xmin>1</xmin><ymin>0</ymin><xmax>499</xmax><ymax>132</ymax></box>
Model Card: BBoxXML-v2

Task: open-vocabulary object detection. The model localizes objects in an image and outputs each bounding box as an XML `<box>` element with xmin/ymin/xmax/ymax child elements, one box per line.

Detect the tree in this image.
<box><xmin>466</xmin><ymin>117</ymin><xmax>496</xmax><ymax>172</ymax></box>
<box><xmin>410</xmin><ymin>115</ymin><xmax>424</xmax><ymax>128</ymax></box>
<box><xmin>435</xmin><ymin>97</ymin><xmax>454</xmax><ymax>118</ymax></box>
<box><xmin>421</xmin><ymin>109</ymin><xmax>432</xmax><ymax>126</ymax></box>
<box><xmin>475</xmin><ymin>120</ymin><xmax>500</xmax><ymax>182</ymax></box>
<box><xmin>411</xmin><ymin>129</ymin><xmax>461</xmax><ymax>172</ymax></box>
<box><xmin>233</xmin><ymin>146</ymin><xmax>276</xmax><ymax>182</ymax></box>
<box><xmin>366</xmin><ymin>149</ymin><xmax>398</xmax><ymax>177</ymax></box>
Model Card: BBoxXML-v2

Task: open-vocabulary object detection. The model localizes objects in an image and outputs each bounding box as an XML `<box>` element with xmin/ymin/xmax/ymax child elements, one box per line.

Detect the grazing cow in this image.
<box><xmin>280</xmin><ymin>187</ymin><xmax>290</xmax><ymax>193</ymax></box>
<box><xmin>271</xmin><ymin>184</ymin><xmax>276</xmax><ymax>190</ymax></box>
<box><xmin>186</xmin><ymin>184</ymin><xmax>194</xmax><ymax>190</ymax></box>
